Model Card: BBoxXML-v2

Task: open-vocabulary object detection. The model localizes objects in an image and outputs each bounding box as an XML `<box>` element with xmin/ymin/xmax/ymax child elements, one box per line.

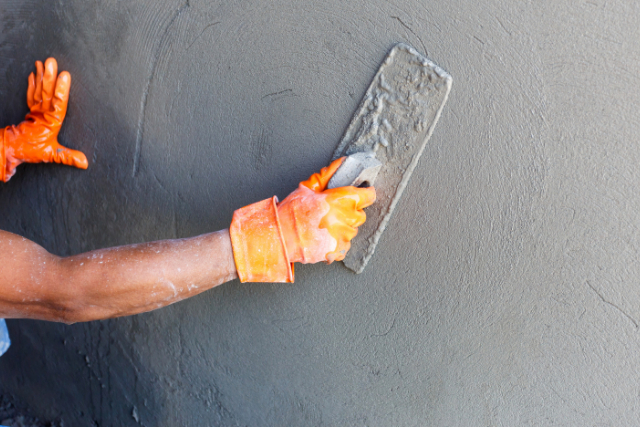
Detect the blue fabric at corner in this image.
<box><xmin>0</xmin><ymin>319</ymin><xmax>10</xmax><ymax>356</ymax></box>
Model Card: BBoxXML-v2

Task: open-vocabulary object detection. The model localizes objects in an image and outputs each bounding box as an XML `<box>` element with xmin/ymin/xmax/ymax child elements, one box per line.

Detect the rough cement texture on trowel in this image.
<box><xmin>332</xmin><ymin>43</ymin><xmax>452</xmax><ymax>273</ymax></box>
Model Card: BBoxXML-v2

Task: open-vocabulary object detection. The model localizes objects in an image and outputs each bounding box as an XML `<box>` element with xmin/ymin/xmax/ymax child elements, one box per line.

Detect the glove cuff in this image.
<box><xmin>229</xmin><ymin>196</ymin><xmax>294</xmax><ymax>283</ymax></box>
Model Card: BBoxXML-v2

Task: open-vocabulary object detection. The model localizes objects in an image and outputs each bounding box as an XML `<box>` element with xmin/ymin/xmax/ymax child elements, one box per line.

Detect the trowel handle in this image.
<box><xmin>327</xmin><ymin>153</ymin><xmax>382</xmax><ymax>189</ymax></box>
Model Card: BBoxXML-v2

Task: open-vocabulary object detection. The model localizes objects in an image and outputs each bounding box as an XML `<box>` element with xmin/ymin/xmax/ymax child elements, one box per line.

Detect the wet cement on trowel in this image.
<box><xmin>332</xmin><ymin>43</ymin><xmax>451</xmax><ymax>273</ymax></box>
<box><xmin>2</xmin><ymin>0</ymin><xmax>640</xmax><ymax>426</ymax></box>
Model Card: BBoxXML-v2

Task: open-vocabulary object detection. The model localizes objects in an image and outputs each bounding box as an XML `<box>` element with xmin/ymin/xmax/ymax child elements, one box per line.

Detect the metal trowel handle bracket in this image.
<box><xmin>327</xmin><ymin>153</ymin><xmax>382</xmax><ymax>189</ymax></box>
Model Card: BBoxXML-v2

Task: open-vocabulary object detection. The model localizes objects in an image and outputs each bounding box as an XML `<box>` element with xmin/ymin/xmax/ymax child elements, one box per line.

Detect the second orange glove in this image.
<box><xmin>229</xmin><ymin>157</ymin><xmax>376</xmax><ymax>282</ymax></box>
<box><xmin>1</xmin><ymin>58</ymin><xmax>88</xmax><ymax>182</ymax></box>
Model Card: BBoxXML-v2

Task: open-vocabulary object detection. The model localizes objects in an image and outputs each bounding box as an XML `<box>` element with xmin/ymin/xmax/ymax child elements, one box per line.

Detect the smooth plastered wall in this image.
<box><xmin>1</xmin><ymin>0</ymin><xmax>640</xmax><ymax>425</ymax></box>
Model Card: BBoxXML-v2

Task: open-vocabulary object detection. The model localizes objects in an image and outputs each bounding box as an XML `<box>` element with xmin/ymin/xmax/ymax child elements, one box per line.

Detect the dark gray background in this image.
<box><xmin>1</xmin><ymin>0</ymin><xmax>640</xmax><ymax>425</ymax></box>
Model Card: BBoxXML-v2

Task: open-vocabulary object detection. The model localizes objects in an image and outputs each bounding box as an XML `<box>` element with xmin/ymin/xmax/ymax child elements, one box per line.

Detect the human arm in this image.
<box><xmin>0</xmin><ymin>229</ymin><xmax>237</xmax><ymax>323</ymax></box>
<box><xmin>0</xmin><ymin>158</ymin><xmax>374</xmax><ymax>324</ymax></box>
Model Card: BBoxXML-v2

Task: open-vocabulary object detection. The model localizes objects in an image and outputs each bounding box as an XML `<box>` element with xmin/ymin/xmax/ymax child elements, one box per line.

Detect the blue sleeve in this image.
<box><xmin>0</xmin><ymin>319</ymin><xmax>10</xmax><ymax>356</ymax></box>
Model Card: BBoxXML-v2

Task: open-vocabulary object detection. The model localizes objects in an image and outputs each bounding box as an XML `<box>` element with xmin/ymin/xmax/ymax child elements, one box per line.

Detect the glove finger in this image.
<box><xmin>33</xmin><ymin>60</ymin><xmax>44</xmax><ymax>106</ymax></box>
<box><xmin>51</xmin><ymin>71</ymin><xmax>71</xmax><ymax>122</ymax></box>
<box><xmin>300</xmin><ymin>157</ymin><xmax>346</xmax><ymax>192</ymax></box>
<box><xmin>41</xmin><ymin>58</ymin><xmax>58</xmax><ymax>111</ymax></box>
<box><xmin>352</xmin><ymin>186</ymin><xmax>376</xmax><ymax>210</ymax></box>
<box><xmin>325</xmin><ymin>186</ymin><xmax>376</xmax><ymax>209</ymax></box>
<box><xmin>52</xmin><ymin>143</ymin><xmax>89</xmax><ymax>169</ymax></box>
<box><xmin>26</xmin><ymin>72</ymin><xmax>36</xmax><ymax>109</ymax></box>
<box><xmin>325</xmin><ymin>223</ymin><xmax>358</xmax><ymax>262</ymax></box>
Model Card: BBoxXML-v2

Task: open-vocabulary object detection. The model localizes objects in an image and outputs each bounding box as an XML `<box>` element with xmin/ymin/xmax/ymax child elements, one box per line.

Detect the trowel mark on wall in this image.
<box><xmin>251</xmin><ymin>127</ymin><xmax>272</xmax><ymax>169</ymax></box>
<box><xmin>390</xmin><ymin>16</ymin><xmax>428</xmax><ymax>57</ymax></box>
<box><xmin>252</xmin><ymin>89</ymin><xmax>296</xmax><ymax>168</ymax></box>
<box><xmin>261</xmin><ymin>89</ymin><xmax>296</xmax><ymax>101</ymax></box>
<box><xmin>186</xmin><ymin>21</ymin><xmax>221</xmax><ymax>51</ymax></box>
<box><xmin>586</xmin><ymin>280</ymin><xmax>639</xmax><ymax>328</ymax></box>
<box><xmin>132</xmin><ymin>2</ymin><xmax>190</xmax><ymax>177</ymax></box>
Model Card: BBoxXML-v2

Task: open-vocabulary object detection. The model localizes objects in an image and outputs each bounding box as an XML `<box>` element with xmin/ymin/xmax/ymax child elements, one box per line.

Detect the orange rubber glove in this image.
<box><xmin>229</xmin><ymin>157</ymin><xmax>376</xmax><ymax>282</ymax></box>
<box><xmin>1</xmin><ymin>58</ymin><xmax>88</xmax><ymax>182</ymax></box>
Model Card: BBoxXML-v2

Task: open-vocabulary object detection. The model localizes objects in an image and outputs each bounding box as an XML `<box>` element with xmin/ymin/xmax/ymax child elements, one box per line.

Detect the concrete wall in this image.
<box><xmin>1</xmin><ymin>0</ymin><xmax>639</xmax><ymax>425</ymax></box>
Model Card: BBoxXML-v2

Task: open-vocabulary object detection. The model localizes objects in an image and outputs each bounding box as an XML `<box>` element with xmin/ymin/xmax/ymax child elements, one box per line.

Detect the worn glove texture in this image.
<box><xmin>1</xmin><ymin>58</ymin><xmax>88</xmax><ymax>182</ymax></box>
<box><xmin>230</xmin><ymin>157</ymin><xmax>376</xmax><ymax>282</ymax></box>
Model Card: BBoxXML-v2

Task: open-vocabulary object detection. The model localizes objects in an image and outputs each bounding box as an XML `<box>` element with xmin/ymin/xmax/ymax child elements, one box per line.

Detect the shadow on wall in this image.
<box><xmin>1</xmin><ymin>389</ymin><xmax>64</xmax><ymax>426</ymax></box>
<box><xmin>0</xmin><ymin>2</ymin><xmax>244</xmax><ymax>425</ymax></box>
<box><xmin>1</xmin><ymin>317</ymin><xmax>176</xmax><ymax>426</ymax></box>
<box><xmin>0</xmin><ymin>128</ymin><xmax>192</xmax><ymax>427</ymax></box>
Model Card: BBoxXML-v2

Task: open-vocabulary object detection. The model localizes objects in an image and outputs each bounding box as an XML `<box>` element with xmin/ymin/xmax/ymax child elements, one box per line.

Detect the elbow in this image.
<box><xmin>39</xmin><ymin>282</ymin><xmax>101</xmax><ymax>324</ymax></box>
<box><xmin>45</xmin><ymin>260</ymin><xmax>103</xmax><ymax>323</ymax></box>
<box><xmin>53</xmin><ymin>307</ymin><xmax>111</xmax><ymax>324</ymax></box>
<box><xmin>56</xmin><ymin>310</ymin><xmax>84</xmax><ymax>325</ymax></box>
<box><xmin>57</xmin><ymin>315</ymin><xmax>79</xmax><ymax>325</ymax></box>
<box><xmin>41</xmin><ymin>302</ymin><xmax>92</xmax><ymax>324</ymax></box>
<box><xmin>49</xmin><ymin>299</ymin><xmax>115</xmax><ymax>323</ymax></box>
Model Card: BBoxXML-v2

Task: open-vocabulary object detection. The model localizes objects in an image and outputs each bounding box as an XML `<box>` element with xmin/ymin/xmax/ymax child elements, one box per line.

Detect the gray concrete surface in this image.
<box><xmin>1</xmin><ymin>0</ymin><xmax>639</xmax><ymax>425</ymax></box>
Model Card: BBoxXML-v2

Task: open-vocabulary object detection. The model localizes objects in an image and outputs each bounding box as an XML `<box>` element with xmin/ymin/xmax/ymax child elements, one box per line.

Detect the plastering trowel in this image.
<box><xmin>327</xmin><ymin>43</ymin><xmax>452</xmax><ymax>273</ymax></box>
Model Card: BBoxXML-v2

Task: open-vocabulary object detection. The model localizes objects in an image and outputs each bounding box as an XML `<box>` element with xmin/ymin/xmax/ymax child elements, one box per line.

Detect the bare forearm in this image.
<box><xmin>0</xmin><ymin>230</ymin><xmax>237</xmax><ymax>323</ymax></box>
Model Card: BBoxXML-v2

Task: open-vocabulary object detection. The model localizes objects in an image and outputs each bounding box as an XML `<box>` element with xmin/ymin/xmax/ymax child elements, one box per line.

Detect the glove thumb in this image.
<box><xmin>300</xmin><ymin>157</ymin><xmax>345</xmax><ymax>192</ymax></box>
<box><xmin>51</xmin><ymin>143</ymin><xmax>89</xmax><ymax>169</ymax></box>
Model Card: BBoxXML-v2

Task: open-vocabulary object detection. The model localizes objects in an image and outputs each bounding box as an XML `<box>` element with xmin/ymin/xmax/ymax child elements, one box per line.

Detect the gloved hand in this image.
<box><xmin>229</xmin><ymin>157</ymin><xmax>376</xmax><ymax>282</ymax></box>
<box><xmin>1</xmin><ymin>58</ymin><xmax>88</xmax><ymax>182</ymax></box>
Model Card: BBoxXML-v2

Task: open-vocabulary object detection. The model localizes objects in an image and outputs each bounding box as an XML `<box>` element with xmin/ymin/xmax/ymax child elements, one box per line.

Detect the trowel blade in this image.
<box><xmin>332</xmin><ymin>43</ymin><xmax>452</xmax><ymax>273</ymax></box>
